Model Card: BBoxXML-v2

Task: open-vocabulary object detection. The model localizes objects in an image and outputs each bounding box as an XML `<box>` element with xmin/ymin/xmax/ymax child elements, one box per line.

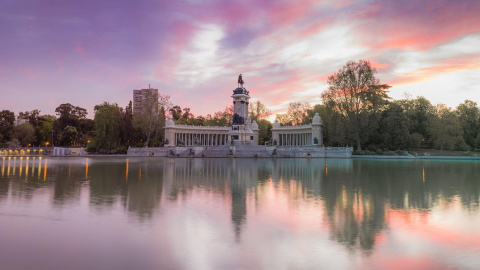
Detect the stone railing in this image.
<box><xmin>166</xmin><ymin>124</ymin><xmax>230</xmax><ymax>131</ymax></box>
<box><xmin>272</xmin><ymin>124</ymin><xmax>312</xmax><ymax>130</ymax></box>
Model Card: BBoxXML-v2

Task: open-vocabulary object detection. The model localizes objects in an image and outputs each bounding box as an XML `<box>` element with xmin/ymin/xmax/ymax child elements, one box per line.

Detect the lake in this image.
<box><xmin>1</xmin><ymin>157</ymin><xmax>479</xmax><ymax>270</ymax></box>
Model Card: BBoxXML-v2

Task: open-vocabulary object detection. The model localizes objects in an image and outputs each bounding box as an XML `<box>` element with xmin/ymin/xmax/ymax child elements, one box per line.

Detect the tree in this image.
<box><xmin>288</xmin><ymin>102</ymin><xmax>311</xmax><ymax>125</ymax></box>
<box><xmin>257</xmin><ymin>119</ymin><xmax>272</xmax><ymax>145</ymax></box>
<box><xmin>38</xmin><ymin>115</ymin><xmax>56</xmax><ymax>146</ymax></box>
<box><xmin>456</xmin><ymin>100</ymin><xmax>480</xmax><ymax>148</ymax></box>
<box><xmin>94</xmin><ymin>102</ymin><xmax>122</xmax><ymax>152</ymax></box>
<box><xmin>6</xmin><ymin>139</ymin><xmax>20</xmax><ymax>148</ymax></box>
<box><xmin>14</xmin><ymin>122</ymin><xmax>36</xmax><ymax>146</ymax></box>
<box><xmin>169</xmin><ymin>105</ymin><xmax>182</xmax><ymax>121</ymax></box>
<box><xmin>400</xmin><ymin>96</ymin><xmax>435</xmax><ymax>143</ymax></box>
<box><xmin>249</xmin><ymin>101</ymin><xmax>272</xmax><ymax>121</ymax></box>
<box><xmin>133</xmin><ymin>91</ymin><xmax>171</xmax><ymax>147</ymax></box>
<box><xmin>119</xmin><ymin>101</ymin><xmax>136</xmax><ymax>146</ymax></box>
<box><xmin>212</xmin><ymin>106</ymin><xmax>233</xmax><ymax>126</ymax></box>
<box><xmin>54</xmin><ymin>103</ymin><xmax>91</xmax><ymax>146</ymax></box>
<box><xmin>55</xmin><ymin>103</ymin><xmax>87</xmax><ymax>129</ymax></box>
<box><xmin>381</xmin><ymin>102</ymin><xmax>409</xmax><ymax>149</ymax></box>
<box><xmin>18</xmin><ymin>110</ymin><xmax>60</xmax><ymax>146</ymax></box>
<box><xmin>275</xmin><ymin>113</ymin><xmax>291</xmax><ymax>125</ymax></box>
<box><xmin>182</xmin><ymin>108</ymin><xmax>193</xmax><ymax>120</ymax></box>
<box><xmin>18</xmin><ymin>109</ymin><xmax>41</xmax><ymax>127</ymax></box>
<box><xmin>0</xmin><ymin>110</ymin><xmax>15</xmax><ymax>146</ymax></box>
<box><xmin>61</xmin><ymin>126</ymin><xmax>78</xmax><ymax>146</ymax></box>
<box><xmin>427</xmin><ymin>105</ymin><xmax>464</xmax><ymax>150</ymax></box>
<box><xmin>321</xmin><ymin>60</ymin><xmax>391</xmax><ymax>150</ymax></box>
<box><xmin>275</xmin><ymin>102</ymin><xmax>311</xmax><ymax>126</ymax></box>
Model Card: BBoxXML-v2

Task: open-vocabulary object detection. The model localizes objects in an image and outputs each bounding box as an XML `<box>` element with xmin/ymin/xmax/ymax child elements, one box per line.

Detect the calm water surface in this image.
<box><xmin>1</xmin><ymin>157</ymin><xmax>480</xmax><ymax>270</ymax></box>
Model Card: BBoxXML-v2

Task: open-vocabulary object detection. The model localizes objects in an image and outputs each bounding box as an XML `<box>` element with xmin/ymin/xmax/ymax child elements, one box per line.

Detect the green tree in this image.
<box><xmin>119</xmin><ymin>101</ymin><xmax>136</xmax><ymax>146</ymax></box>
<box><xmin>398</xmin><ymin>96</ymin><xmax>435</xmax><ymax>145</ymax></box>
<box><xmin>38</xmin><ymin>115</ymin><xmax>56</xmax><ymax>146</ymax></box>
<box><xmin>381</xmin><ymin>102</ymin><xmax>409</xmax><ymax>149</ymax></box>
<box><xmin>94</xmin><ymin>102</ymin><xmax>122</xmax><ymax>152</ymax></box>
<box><xmin>54</xmin><ymin>103</ymin><xmax>91</xmax><ymax>146</ymax></box>
<box><xmin>55</xmin><ymin>103</ymin><xmax>87</xmax><ymax>129</ymax></box>
<box><xmin>18</xmin><ymin>110</ymin><xmax>60</xmax><ymax>146</ymax></box>
<box><xmin>61</xmin><ymin>126</ymin><xmax>78</xmax><ymax>146</ymax></box>
<box><xmin>321</xmin><ymin>60</ymin><xmax>391</xmax><ymax>150</ymax></box>
<box><xmin>456</xmin><ymin>100</ymin><xmax>479</xmax><ymax>148</ymax></box>
<box><xmin>169</xmin><ymin>105</ymin><xmax>182</xmax><ymax>121</ymax></box>
<box><xmin>427</xmin><ymin>105</ymin><xmax>464</xmax><ymax>150</ymax></box>
<box><xmin>14</xmin><ymin>122</ymin><xmax>36</xmax><ymax>146</ymax></box>
<box><xmin>257</xmin><ymin>119</ymin><xmax>272</xmax><ymax>145</ymax></box>
<box><xmin>0</xmin><ymin>110</ymin><xmax>15</xmax><ymax>146</ymax></box>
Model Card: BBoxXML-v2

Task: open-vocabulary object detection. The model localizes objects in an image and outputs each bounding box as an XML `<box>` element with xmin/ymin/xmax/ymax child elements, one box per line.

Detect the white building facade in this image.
<box><xmin>164</xmin><ymin>83</ymin><xmax>260</xmax><ymax>147</ymax></box>
<box><xmin>272</xmin><ymin>113</ymin><xmax>323</xmax><ymax>146</ymax></box>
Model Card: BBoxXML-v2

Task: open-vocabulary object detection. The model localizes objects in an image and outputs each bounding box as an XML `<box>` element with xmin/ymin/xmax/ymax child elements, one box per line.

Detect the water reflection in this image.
<box><xmin>1</xmin><ymin>157</ymin><xmax>480</xmax><ymax>269</ymax></box>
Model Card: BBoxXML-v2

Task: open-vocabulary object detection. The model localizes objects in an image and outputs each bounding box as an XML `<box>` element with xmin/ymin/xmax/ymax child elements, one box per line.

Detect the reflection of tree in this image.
<box><xmin>0</xmin><ymin>165</ymin><xmax>10</xmax><ymax>201</ymax></box>
<box><xmin>321</xmin><ymin>160</ymin><xmax>480</xmax><ymax>252</ymax></box>
<box><xmin>166</xmin><ymin>159</ymin><xmax>230</xmax><ymax>201</ymax></box>
<box><xmin>271</xmin><ymin>159</ymin><xmax>324</xmax><ymax>197</ymax></box>
<box><xmin>7</xmin><ymin>158</ymin><xmax>51</xmax><ymax>202</ymax></box>
<box><xmin>52</xmin><ymin>164</ymin><xmax>82</xmax><ymax>206</ymax></box>
<box><xmin>89</xmin><ymin>162</ymin><xmax>123</xmax><ymax>209</ymax></box>
<box><xmin>88</xmin><ymin>159</ymin><xmax>164</xmax><ymax>221</ymax></box>
<box><xmin>123</xmin><ymin>162</ymin><xmax>163</xmax><ymax>221</ymax></box>
<box><xmin>2</xmin><ymin>156</ymin><xmax>480</xmax><ymax>255</ymax></box>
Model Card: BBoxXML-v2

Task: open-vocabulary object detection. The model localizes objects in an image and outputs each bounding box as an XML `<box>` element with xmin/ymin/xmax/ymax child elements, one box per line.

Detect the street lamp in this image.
<box><xmin>51</xmin><ymin>130</ymin><xmax>54</xmax><ymax>147</ymax></box>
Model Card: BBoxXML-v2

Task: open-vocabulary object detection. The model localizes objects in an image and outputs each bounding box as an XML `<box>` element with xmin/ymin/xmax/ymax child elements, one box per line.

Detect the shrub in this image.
<box><xmin>456</xmin><ymin>141</ymin><xmax>471</xmax><ymax>151</ymax></box>
<box><xmin>367</xmin><ymin>144</ymin><xmax>378</xmax><ymax>152</ymax></box>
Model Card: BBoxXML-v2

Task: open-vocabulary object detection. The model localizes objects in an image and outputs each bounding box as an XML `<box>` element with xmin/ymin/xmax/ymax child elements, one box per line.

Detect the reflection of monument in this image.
<box><xmin>162</xmin><ymin>158</ymin><xmax>258</xmax><ymax>242</ymax></box>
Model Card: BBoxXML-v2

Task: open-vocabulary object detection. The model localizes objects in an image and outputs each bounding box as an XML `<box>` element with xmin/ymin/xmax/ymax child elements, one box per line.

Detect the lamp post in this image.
<box><xmin>51</xmin><ymin>130</ymin><xmax>54</xmax><ymax>147</ymax></box>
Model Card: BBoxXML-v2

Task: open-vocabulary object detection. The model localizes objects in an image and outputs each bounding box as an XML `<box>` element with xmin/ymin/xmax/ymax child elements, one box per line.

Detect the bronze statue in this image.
<box><xmin>238</xmin><ymin>74</ymin><xmax>244</xmax><ymax>87</ymax></box>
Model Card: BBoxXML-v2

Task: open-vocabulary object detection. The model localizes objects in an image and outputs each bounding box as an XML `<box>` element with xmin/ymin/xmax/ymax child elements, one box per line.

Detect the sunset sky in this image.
<box><xmin>1</xmin><ymin>0</ymin><xmax>479</xmax><ymax>119</ymax></box>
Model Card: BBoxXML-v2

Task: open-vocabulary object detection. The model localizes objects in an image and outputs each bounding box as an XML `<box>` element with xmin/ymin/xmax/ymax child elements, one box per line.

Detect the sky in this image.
<box><xmin>1</xmin><ymin>0</ymin><xmax>480</xmax><ymax>119</ymax></box>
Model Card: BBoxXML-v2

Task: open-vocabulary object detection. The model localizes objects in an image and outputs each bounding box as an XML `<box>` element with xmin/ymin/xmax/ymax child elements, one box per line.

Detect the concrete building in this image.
<box><xmin>133</xmin><ymin>88</ymin><xmax>159</xmax><ymax>115</ymax></box>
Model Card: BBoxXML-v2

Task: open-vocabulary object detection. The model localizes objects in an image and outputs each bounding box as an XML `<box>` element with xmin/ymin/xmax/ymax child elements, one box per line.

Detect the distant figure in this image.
<box><xmin>238</xmin><ymin>74</ymin><xmax>244</xmax><ymax>87</ymax></box>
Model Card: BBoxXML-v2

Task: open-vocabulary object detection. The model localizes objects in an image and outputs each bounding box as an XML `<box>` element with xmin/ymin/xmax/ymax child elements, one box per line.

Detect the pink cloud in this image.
<box><xmin>353</xmin><ymin>0</ymin><xmax>480</xmax><ymax>50</ymax></box>
<box><xmin>74</xmin><ymin>44</ymin><xmax>85</xmax><ymax>54</ymax></box>
<box><xmin>388</xmin><ymin>53</ymin><xmax>480</xmax><ymax>86</ymax></box>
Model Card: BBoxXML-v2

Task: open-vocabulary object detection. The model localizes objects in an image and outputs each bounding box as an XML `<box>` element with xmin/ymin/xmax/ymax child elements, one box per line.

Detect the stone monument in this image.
<box><xmin>229</xmin><ymin>74</ymin><xmax>259</xmax><ymax>144</ymax></box>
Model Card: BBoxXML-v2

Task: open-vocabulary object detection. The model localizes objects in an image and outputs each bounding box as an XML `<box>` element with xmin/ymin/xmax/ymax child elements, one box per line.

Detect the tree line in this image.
<box><xmin>1</xmin><ymin>60</ymin><xmax>479</xmax><ymax>153</ymax></box>
<box><xmin>276</xmin><ymin>60</ymin><xmax>480</xmax><ymax>153</ymax></box>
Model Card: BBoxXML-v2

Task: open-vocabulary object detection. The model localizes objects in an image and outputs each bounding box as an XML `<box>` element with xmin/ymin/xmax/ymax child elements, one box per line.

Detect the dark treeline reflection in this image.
<box><xmin>1</xmin><ymin>157</ymin><xmax>479</xmax><ymax>251</ymax></box>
